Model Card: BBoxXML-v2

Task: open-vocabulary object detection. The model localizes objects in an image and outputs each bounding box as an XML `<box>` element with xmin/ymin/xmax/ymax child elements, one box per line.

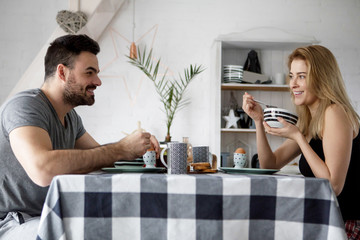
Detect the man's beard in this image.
<box><xmin>63</xmin><ymin>74</ymin><xmax>96</xmax><ymax>106</ymax></box>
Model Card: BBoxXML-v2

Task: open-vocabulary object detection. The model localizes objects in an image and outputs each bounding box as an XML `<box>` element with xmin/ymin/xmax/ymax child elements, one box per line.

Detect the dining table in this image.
<box><xmin>36</xmin><ymin>170</ymin><xmax>347</xmax><ymax>240</ymax></box>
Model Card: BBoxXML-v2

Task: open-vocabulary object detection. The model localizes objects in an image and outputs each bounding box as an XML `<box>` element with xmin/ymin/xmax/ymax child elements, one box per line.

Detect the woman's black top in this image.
<box><xmin>299</xmin><ymin>133</ymin><xmax>360</xmax><ymax>221</ymax></box>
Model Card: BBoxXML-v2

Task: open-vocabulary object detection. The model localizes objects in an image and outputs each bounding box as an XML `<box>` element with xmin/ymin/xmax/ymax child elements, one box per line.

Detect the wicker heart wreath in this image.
<box><xmin>56</xmin><ymin>10</ymin><xmax>87</xmax><ymax>34</ymax></box>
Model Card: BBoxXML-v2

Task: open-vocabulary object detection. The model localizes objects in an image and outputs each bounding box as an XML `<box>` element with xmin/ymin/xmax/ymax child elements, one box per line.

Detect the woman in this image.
<box><xmin>242</xmin><ymin>45</ymin><xmax>360</xmax><ymax>239</ymax></box>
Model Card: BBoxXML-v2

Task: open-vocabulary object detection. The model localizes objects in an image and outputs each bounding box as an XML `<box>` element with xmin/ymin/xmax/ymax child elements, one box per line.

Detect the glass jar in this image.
<box><xmin>182</xmin><ymin>137</ymin><xmax>193</xmax><ymax>164</ymax></box>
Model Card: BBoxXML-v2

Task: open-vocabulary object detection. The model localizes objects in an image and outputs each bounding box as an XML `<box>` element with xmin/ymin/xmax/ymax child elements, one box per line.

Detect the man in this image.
<box><xmin>0</xmin><ymin>34</ymin><xmax>160</xmax><ymax>239</ymax></box>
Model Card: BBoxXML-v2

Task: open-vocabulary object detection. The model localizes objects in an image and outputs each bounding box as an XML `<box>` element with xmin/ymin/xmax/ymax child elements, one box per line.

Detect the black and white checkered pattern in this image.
<box><xmin>37</xmin><ymin>173</ymin><xmax>346</xmax><ymax>240</ymax></box>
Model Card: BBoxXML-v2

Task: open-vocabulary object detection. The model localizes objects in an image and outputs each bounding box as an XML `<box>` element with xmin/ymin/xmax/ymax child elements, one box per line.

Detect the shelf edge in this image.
<box><xmin>221</xmin><ymin>128</ymin><xmax>256</xmax><ymax>133</ymax></box>
<box><xmin>221</xmin><ymin>83</ymin><xmax>289</xmax><ymax>91</ymax></box>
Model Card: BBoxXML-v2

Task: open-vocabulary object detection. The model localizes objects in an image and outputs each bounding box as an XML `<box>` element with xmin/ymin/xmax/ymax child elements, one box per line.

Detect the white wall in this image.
<box><xmin>1</xmin><ymin>0</ymin><xmax>360</xmax><ymax>150</ymax></box>
<box><xmin>0</xmin><ymin>0</ymin><xmax>67</xmax><ymax>103</ymax></box>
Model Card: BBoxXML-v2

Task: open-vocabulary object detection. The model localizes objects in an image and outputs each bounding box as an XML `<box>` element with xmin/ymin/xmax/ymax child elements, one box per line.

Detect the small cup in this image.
<box><xmin>143</xmin><ymin>150</ymin><xmax>156</xmax><ymax>168</ymax></box>
<box><xmin>193</xmin><ymin>146</ymin><xmax>212</xmax><ymax>163</ymax></box>
<box><xmin>233</xmin><ymin>153</ymin><xmax>247</xmax><ymax>168</ymax></box>
<box><xmin>274</xmin><ymin>73</ymin><xmax>285</xmax><ymax>85</ymax></box>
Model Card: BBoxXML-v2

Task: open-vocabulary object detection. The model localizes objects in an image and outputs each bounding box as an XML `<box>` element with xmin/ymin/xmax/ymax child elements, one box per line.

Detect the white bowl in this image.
<box><xmin>264</xmin><ymin>117</ymin><xmax>297</xmax><ymax>126</ymax></box>
<box><xmin>264</xmin><ymin>116</ymin><xmax>297</xmax><ymax>124</ymax></box>
<box><xmin>224</xmin><ymin>65</ymin><xmax>243</xmax><ymax>69</ymax></box>
<box><xmin>264</xmin><ymin>112</ymin><xmax>298</xmax><ymax>120</ymax></box>
<box><xmin>264</xmin><ymin>107</ymin><xmax>298</xmax><ymax>128</ymax></box>
<box><xmin>264</xmin><ymin>114</ymin><xmax>298</xmax><ymax>124</ymax></box>
<box><xmin>264</xmin><ymin>120</ymin><xmax>285</xmax><ymax>128</ymax></box>
<box><xmin>263</xmin><ymin>107</ymin><xmax>298</xmax><ymax>120</ymax></box>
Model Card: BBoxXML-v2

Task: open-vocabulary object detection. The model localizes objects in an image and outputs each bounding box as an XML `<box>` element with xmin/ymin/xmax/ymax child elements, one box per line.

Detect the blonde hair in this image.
<box><xmin>287</xmin><ymin>45</ymin><xmax>359</xmax><ymax>138</ymax></box>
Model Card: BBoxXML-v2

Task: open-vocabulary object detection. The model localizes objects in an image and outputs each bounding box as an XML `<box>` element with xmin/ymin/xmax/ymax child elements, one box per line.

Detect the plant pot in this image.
<box><xmin>164</xmin><ymin>135</ymin><xmax>171</xmax><ymax>143</ymax></box>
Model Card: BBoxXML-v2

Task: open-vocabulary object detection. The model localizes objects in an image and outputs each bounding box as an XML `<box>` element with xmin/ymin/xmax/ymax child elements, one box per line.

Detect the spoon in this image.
<box><xmin>253</xmin><ymin>99</ymin><xmax>277</xmax><ymax>108</ymax></box>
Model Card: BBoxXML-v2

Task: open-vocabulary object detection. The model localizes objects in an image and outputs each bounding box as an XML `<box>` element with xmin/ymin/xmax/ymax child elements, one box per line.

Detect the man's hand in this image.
<box><xmin>150</xmin><ymin>135</ymin><xmax>161</xmax><ymax>158</ymax></box>
<box><xmin>117</xmin><ymin>130</ymin><xmax>152</xmax><ymax>160</ymax></box>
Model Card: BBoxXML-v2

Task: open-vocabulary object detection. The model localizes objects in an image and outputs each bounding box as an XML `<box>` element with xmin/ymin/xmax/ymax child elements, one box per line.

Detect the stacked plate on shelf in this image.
<box><xmin>223</xmin><ymin>65</ymin><xmax>243</xmax><ymax>83</ymax></box>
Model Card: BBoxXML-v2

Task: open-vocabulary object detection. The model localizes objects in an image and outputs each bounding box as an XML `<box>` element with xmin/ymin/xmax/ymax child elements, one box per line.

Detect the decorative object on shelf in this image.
<box><xmin>242</xmin><ymin>70</ymin><xmax>268</xmax><ymax>84</ymax></box>
<box><xmin>228</xmin><ymin>91</ymin><xmax>239</xmax><ymax>115</ymax></box>
<box><xmin>274</xmin><ymin>72</ymin><xmax>286</xmax><ymax>85</ymax></box>
<box><xmin>127</xmin><ymin>47</ymin><xmax>204</xmax><ymax>142</ymax></box>
<box><xmin>223</xmin><ymin>91</ymin><xmax>249</xmax><ymax>129</ymax></box>
<box><xmin>223</xmin><ymin>109</ymin><xmax>240</xmax><ymax>129</ymax></box>
<box><xmin>254</xmin><ymin>79</ymin><xmax>272</xmax><ymax>84</ymax></box>
<box><xmin>236</xmin><ymin>107</ymin><xmax>252</xmax><ymax>128</ymax></box>
<box><xmin>221</xmin><ymin>106</ymin><xmax>230</xmax><ymax>128</ymax></box>
<box><xmin>56</xmin><ymin>10</ymin><xmax>87</xmax><ymax>34</ymax></box>
<box><xmin>129</xmin><ymin>0</ymin><xmax>137</xmax><ymax>59</ymax></box>
<box><xmin>223</xmin><ymin>65</ymin><xmax>244</xmax><ymax>83</ymax></box>
<box><xmin>243</xmin><ymin>50</ymin><xmax>261</xmax><ymax>74</ymax></box>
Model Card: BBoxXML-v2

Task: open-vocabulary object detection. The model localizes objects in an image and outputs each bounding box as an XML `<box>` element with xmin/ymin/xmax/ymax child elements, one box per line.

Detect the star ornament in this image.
<box><xmin>223</xmin><ymin>109</ymin><xmax>240</xmax><ymax>129</ymax></box>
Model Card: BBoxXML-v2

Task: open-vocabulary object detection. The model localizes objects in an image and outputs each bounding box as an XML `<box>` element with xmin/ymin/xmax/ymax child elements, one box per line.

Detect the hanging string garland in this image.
<box><xmin>56</xmin><ymin>10</ymin><xmax>87</xmax><ymax>34</ymax></box>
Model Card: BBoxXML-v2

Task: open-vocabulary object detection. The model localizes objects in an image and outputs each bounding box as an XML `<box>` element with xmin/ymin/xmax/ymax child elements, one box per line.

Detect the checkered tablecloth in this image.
<box><xmin>36</xmin><ymin>173</ymin><xmax>346</xmax><ymax>240</ymax></box>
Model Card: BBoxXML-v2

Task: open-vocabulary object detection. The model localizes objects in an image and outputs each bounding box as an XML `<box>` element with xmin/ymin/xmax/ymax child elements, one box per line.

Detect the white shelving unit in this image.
<box><xmin>209</xmin><ymin>28</ymin><xmax>318</xmax><ymax>168</ymax></box>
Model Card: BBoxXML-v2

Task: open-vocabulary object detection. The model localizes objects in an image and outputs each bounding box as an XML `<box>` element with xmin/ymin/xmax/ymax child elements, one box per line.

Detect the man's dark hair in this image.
<box><xmin>44</xmin><ymin>34</ymin><xmax>100</xmax><ymax>80</ymax></box>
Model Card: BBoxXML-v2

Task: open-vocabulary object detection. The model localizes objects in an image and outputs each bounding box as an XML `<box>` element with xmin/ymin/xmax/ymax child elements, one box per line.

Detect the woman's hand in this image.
<box><xmin>263</xmin><ymin>117</ymin><xmax>301</xmax><ymax>141</ymax></box>
<box><xmin>242</xmin><ymin>92</ymin><xmax>264</xmax><ymax>123</ymax></box>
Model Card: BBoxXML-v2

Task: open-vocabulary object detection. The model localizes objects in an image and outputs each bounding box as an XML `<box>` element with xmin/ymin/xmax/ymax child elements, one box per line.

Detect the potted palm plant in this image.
<box><xmin>127</xmin><ymin>47</ymin><xmax>204</xmax><ymax>142</ymax></box>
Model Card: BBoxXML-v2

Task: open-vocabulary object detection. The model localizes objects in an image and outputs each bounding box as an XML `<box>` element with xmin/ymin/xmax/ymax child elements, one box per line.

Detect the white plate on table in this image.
<box><xmin>102</xmin><ymin>167</ymin><xmax>166</xmax><ymax>173</ymax></box>
<box><xmin>115</xmin><ymin>158</ymin><xmax>144</xmax><ymax>163</ymax></box>
<box><xmin>114</xmin><ymin>161</ymin><xmax>144</xmax><ymax>169</ymax></box>
<box><xmin>219</xmin><ymin>167</ymin><xmax>279</xmax><ymax>175</ymax></box>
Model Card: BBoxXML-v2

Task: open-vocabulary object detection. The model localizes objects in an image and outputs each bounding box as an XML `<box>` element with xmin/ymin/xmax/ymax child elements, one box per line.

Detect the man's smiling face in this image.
<box><xmin>63</xmin><ymin>51</ymin><xmax>101</xmax><ymax>106</ymax></box>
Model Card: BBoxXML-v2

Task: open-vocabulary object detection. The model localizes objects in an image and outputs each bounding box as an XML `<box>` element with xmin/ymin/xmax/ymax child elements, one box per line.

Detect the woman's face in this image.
<box><xmin>289</xmin><ymin>59</ymin><xmax>319</xmax><ymax>111</ymax></box>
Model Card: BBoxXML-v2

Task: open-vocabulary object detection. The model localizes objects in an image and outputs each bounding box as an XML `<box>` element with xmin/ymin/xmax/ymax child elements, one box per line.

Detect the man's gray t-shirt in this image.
<box><xmin>0</xmin><ymin>88</ymin><xmax>86</xmax><ymax>218</ymax></box>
